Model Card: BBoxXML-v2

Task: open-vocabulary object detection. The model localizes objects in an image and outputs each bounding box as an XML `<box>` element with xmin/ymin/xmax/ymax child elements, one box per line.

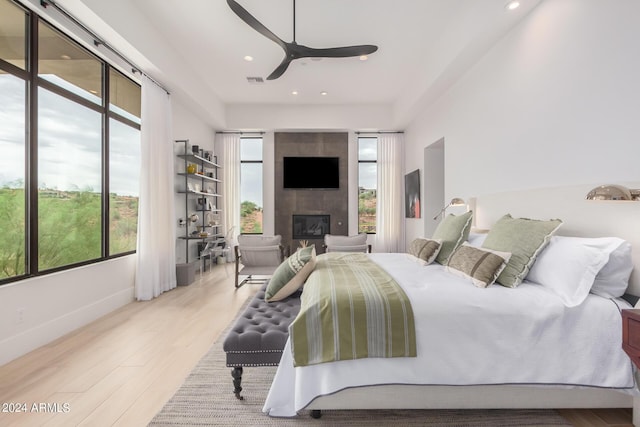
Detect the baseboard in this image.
<box><xmin>0</xmin><ymin>287</ymin><xmax>134</xmax><ymax>366</ymax></box>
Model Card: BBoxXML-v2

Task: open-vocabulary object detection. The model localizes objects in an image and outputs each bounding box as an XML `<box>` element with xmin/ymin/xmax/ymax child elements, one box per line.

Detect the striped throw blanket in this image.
<box><xmin>289</xmin><ymin>253</ymin><xmax>416</xmax><ymax>367</ymax></box>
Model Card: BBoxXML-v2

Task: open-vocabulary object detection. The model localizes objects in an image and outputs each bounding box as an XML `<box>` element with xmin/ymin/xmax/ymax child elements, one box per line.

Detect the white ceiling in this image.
<box><xmin>52</xmin><ymin>0</ymin><xmax>542</xmax><ymax>127</ymax></box>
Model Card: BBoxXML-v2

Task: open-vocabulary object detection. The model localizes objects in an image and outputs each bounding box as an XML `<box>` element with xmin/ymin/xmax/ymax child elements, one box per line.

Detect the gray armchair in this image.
<box><xmin>234</xmin><ymin>235</ymin><xmax>286</xmax><ymax>288</ymax></box>
<box><xmin>324</xmin><ymin>233</ymin><xmax>371</xmax><ymax>253</ymax></box>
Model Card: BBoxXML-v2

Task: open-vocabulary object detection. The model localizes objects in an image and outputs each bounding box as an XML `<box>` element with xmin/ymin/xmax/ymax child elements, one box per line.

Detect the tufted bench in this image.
<box><xmin>222</xmin><ymin>282</ymin><xmax>301</xmax><ymax>400</ymax></box>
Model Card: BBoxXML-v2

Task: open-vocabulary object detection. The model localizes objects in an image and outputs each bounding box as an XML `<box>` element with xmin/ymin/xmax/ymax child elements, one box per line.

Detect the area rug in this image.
<box><xmin>150</xmin><ymin>308</ymin><xmax>572</xmax><ymax>426</ymax></box>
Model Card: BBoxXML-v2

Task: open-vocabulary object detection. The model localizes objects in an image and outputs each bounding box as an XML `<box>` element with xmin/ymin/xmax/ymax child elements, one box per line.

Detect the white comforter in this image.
<box><xmin>263</xmin><ymin>253</ymin><xmax>636</xmax><ymax>417</ymax></box>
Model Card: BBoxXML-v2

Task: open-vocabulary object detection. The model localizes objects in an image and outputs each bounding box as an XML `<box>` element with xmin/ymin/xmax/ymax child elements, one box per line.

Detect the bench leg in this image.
<box><xmin>231</xmin><ymin>367</ymin><xmax>243</xmax><ymax>400</ymax></box>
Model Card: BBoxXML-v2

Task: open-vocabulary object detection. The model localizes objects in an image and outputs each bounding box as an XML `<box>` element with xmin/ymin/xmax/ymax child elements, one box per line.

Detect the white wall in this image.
<box><xmin>404</xmin><ymin>0</ymin><xmax>640</xmax><ymax>244</ymax></box>
<box><xmin>226</xmin><ymin>104</ymin><xmax>393</xmax><ymax>131</ymax></box>
<box><xmin>0</xmin><ymin>256</ymin><xmax>136</xmax><ymax>366</ymax></box>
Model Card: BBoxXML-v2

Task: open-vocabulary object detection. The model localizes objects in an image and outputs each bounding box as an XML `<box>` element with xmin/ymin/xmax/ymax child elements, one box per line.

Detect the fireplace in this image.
<box><xmin>292</xmin><ymin>215</ymin><xmax>330</xmax><ymax>240</ymax></box>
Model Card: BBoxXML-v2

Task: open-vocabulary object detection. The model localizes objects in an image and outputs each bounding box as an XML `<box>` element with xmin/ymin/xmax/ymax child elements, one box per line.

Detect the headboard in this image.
<box><xmin>471</xmin><ymin>183</ymin><xmax>640</xmax><ymax>298</ymax></box>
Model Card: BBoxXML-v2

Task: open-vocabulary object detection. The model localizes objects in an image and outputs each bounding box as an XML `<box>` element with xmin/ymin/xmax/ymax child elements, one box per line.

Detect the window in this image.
<box><xmin>240</xmin><ymin>137</ymin><xmax>263</xmax><ymax>234</ymax></box>
<box><xmin>109</xmin><ymin>118</ymin><xmax>140</xmax><ymax>255</ymax></box>
<box><xmin>0</xmin><ymin>73</ymin><xmax>26</xmax><ymax>279</ymax></box>
<box><xmin>0</xmin><ymin>0</ymin><xmax>26</xmax><ymax>70</ymax></box>
<box><xmin>38</xmin><ymin>20</ymin><xmax>102</xmax><ymax>104</ymax></box>
<box><xmin>358</xmin><ymin>137</ymin><xmax>377</xmax><ymax>234</ymax></box>
<box><xmin>0</xmin><ymin>0</ymin><xmax>27</xmax><ymax>280</ymax></box>
<box><xmin>37</xmin><ymin>87</ymin><xmax>103</xmax><ymax>270</ymax></box>
<box><xmin>0</xmin><ymin>0</ymin><xmax>141</xmax><ymax>283</ymax></box>
<box><xmin>109</xmin><ymin>68</ymin><xmax>141</xmax><ymax>255</ymax></box>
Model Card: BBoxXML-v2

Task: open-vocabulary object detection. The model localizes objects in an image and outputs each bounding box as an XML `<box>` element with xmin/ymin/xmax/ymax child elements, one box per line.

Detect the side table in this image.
<box><xmin>622</xmin><ymin>309</ymin><xmax>640</xmax><ymax>369</ymax></box>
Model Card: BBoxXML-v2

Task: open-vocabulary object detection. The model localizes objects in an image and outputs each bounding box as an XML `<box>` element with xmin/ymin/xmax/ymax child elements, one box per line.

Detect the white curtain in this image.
<box><xmin>375</xmin><ymin>133</ymin><xmax>405</xmax><ymax>253</ymax></box>
<box><xmin>135</xmin><ymin>75</ymin><xmax>176</xmax><ymax>301</ymax></box>
<box><xmin>221</xmin><ymin>133</ymin><xmax>241</xmax><ymax>248</ymax></box>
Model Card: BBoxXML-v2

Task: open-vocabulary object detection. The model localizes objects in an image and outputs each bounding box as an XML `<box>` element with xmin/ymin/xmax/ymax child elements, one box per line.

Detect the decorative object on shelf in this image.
<box><xmin>204</xmin><ymin>151</ymin><xmax>212</xmax><ymax>161</ymax></box>
<box><xmin>187</xmin><ymin>163</ymin><xmax>197</xmax><ymax>174</ymax></box>
<box><xmin>189</xmin><ymin>213</ymin><xmax>199</xmax><ymax>223</ymax></box>
<box><xmin>433</xmin><ymin>197</ymin><xmax>466</xmax><ymax>220</ymax></box>
<box><xmin>585</xmin><ymin>184</ymin><xmax>640</xmax><ymax>201</ymax></box>
<box><xmin>207</xmin><ymin>212</ymin><xmax>220</xmax><ymax>226</ymax></box>
<box><xmin>191</xmin><ymin>145</ymin><xmax>200</xmax><ymax>154</ymax></box>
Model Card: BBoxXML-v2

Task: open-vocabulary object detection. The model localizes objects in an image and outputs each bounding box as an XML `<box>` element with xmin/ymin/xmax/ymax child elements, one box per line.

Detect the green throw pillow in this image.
<box><xmin>446</xmin><ymin>243</ymin><xmax>511</xmax><ymax>288</ymax></box>
<box><xmin>481</xmin><ymin>214</ymin><xmax>562</xmax><ymax>288</ymax></box>
<box><xmin>432</xmin><ymin>211</ymin><xmax>473</xmax><ymax>265</ymax></box>
<box><xmin>408</xmin><ymin>238</ymin><xmax>441</xmax><ymax>264</ymax></box>
<box><xmin>265</xmin><ymin>245</ymin><xmax>316</xmax><ymax>302</ymax></box>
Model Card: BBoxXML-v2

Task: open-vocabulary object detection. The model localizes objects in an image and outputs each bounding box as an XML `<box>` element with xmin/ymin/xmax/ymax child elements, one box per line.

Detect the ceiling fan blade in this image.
<box><xmin>226</xmin><ymin>0</ymin><xmax>287</xmax><ymax>51</ymax></box>
<box><xmin>266</xmin><ymin>57</ymin><xmax>293</xmax><ymax>80</ymax></box>
<box><xmin>298</xmin><ymin>44</ymin><xmax>378</xmax><ymax>58</ymax></box>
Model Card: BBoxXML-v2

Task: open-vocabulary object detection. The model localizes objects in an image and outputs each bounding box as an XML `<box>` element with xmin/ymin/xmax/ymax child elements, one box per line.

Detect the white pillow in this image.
<box><xmin>591</xmin><ymin>240</ymin><xmax>633</xmax><ymax>298</ymax></box>
<box><xmin>527</xmin><ymin>236</ymin><xmax>628</xmax><ymax>307</ymax></box>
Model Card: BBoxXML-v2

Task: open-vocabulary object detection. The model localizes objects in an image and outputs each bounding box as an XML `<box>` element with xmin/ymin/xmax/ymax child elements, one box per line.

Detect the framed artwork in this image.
<box><xmin>405</xmin><ymin>169</ymin><xmax>420</xmax><ymax>218</ymax></box>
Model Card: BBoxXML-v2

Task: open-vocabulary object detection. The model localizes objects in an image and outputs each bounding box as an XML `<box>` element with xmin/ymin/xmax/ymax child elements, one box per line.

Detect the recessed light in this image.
<box><xmin>60</xmin><ymin>54</ymin><xmax>71</xmax><ymax>60</ymax></box>
<box><xmin>320</xmin><ymin>91</ymin><xmax>328</xmax><ymax>96</ymax></box>
<box><xmin>505</xmin><ymin>1</ymin><xmax>520</xmax><ymax>10</ymax></box>
<box><xmin>359</xmin><ymin>55</ymin><xmax>368</xmax><ymax>61</ymax></box>
<box><xmin>292</xmin><ymin>91</ymin><xmax>298</xmax><ymax>95</ymax></box>
<box><xmin>244</xmin><ymin>55</ymin><xmax>254</xmax><ymax>62</ymax></box>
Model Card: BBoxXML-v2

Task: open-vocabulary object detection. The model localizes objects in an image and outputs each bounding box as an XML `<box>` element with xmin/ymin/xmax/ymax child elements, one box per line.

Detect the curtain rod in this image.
<box><xmin>39</xmin><ymin>0</ymin><xmax>170</xmax><ymax>95</ymax></box>
<box><xmin>216</xmin><ymin>131</ymin><xmax>265</xmax><ymax>135</ymax></box>
<box><xmin>355</xmin><ymin>131</ymin><xmax>404</xmax><ymax>135</ymax></box>
<box><xmin>217</xmin><ymin>131</ymin><xmax>403</xmax><ymax>135</ymax></box>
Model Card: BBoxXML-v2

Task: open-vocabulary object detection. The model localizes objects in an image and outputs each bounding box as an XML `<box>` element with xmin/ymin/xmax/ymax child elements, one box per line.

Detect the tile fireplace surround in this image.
<box><xmin>274</xmin><ymin>132</ymin><xmax>349</xmax><ymax>252</ymax></box>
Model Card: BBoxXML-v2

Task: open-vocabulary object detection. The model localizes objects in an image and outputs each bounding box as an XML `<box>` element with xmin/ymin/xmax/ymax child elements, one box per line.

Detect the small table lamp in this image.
<box><xmin>433</xmin><ymin>197</ymin><xmax>466</xmax><ymax>220</ymax></box>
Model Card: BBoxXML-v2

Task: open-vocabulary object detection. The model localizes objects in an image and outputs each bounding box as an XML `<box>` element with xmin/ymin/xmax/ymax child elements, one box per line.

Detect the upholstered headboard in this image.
<box><xmin>472</xmin><ymin>183</ymin><xmax>640</xmax><ymax>298</ymax></box>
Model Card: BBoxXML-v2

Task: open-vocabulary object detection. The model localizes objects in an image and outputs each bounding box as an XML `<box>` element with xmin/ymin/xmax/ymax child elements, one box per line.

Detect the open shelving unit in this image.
<box><xmin>175</xmin><ymin>139</ymin><xmax>223</xmax><ymax>264</ymax></box>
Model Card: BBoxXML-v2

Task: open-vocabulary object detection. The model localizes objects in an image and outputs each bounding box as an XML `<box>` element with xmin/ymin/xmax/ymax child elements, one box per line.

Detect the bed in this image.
<box><xmin>262</xmin><ymin>184</ymin><xmax>640</xmax><ymax>422</ymax></box>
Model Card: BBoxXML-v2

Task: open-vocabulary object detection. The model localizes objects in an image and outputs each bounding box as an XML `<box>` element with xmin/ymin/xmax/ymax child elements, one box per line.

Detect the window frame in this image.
<box><xmin>357</xmin><ymin>136</ymin><xmax>377</xmax><ymax>234</ymax></box>
<box><xmin>0</xmin><ymin>0</ymin><xmax>141</xmax><ymax>285</ymax></box>
<box><xmin>239</xmin><ymin>136</ymin><xmax>263</xmax><ymax>235</ymax></box>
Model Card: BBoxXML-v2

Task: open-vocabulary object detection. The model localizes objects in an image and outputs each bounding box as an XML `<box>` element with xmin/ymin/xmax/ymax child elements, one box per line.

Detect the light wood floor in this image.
<box><xmin>0</xmin><ymin>264</ymin><xmax>633</xmax><ymax>426</ymax></box>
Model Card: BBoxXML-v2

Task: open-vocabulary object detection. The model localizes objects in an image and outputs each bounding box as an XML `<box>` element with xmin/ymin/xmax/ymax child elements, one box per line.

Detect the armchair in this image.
<box><xmin>323</xmin><ymin>233</ymin><xmax>371</xmax><ymax>253</ymax></box>
<box><xmin>234</xmin><ymin>235</ymin><xmax>286</xmax><ymax>288</ymax></box>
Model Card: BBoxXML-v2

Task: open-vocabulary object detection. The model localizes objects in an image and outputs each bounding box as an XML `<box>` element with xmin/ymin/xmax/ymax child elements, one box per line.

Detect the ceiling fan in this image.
<box><xmin>227</xmin><ymin>0</ymin><xmax>378</xmax><ymax>80</ymax></box>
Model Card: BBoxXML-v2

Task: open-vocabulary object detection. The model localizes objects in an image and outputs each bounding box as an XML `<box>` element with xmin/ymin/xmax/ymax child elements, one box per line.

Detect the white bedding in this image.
<box><xmin>263</xmin><ymin>253</ymin><xmax>636</xmax><ymax>417</ymax></box>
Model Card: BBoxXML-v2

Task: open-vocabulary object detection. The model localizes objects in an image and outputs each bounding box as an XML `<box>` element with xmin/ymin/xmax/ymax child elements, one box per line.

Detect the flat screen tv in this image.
<box><xmin>283</xmin><ymin>156</ymin><xmax>339</xmax><ymax>189</ymax></box>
